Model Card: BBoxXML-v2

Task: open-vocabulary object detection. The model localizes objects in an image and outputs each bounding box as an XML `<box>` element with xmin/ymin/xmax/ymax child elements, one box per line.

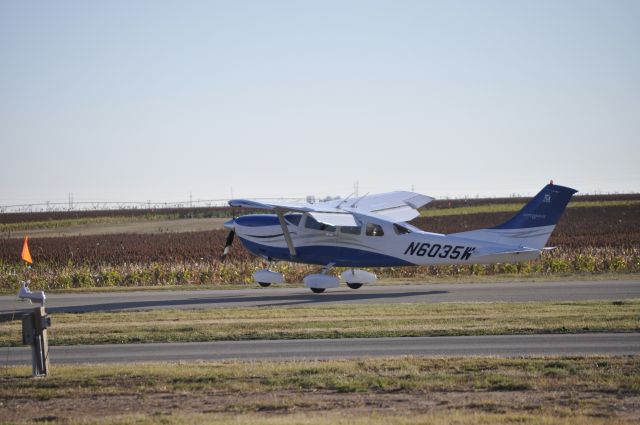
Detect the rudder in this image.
<box><xmin>492</xmin><ymin>183</ymin><xmax>577</xmax><ymax>230</ymax></box>
<box><xmin>449</xmin><ymin>183</ymin><xmax>577</xmax><ymax>250</ymax></box>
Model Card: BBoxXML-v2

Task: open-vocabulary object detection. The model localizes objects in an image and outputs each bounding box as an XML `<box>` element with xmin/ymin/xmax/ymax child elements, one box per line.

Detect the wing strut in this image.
<box><xmin>276</xmin><ymin>209</ymin><xmax>297</xmax><ymax>257</ymax></box>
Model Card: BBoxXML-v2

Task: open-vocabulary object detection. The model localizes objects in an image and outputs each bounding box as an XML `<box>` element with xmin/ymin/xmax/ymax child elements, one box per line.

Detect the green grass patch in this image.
<box><xmin>420</xmin><ymin>199</ymin><xmax>640</xmax><ymax>217</ymax></box>
<box><xmin>2</xmin><ymin>356</ymin><xmax>638</xmax><ymax>396</ymax></box>
<box><xmin>9</xmin><ymin>412</ymin><xmax>632</xmax><ymax>425</ymax></box>
<box><xmin>0</xmin><ymin>214</ymin><xmax>182</xmax><ymax>233</ymax></box>
<box><xmin>1</xmin><ymin>356</ymin><xmax>638</xmax><ymax>424</ymax></box>
<box><xmin>1</xmin><ymin>271</ymin><xmax>638</xmax><ymax>296</ymax></box>
<box><xmin>1</xmin><ymin>300</ymin><xmax>637</xmax><ymax>346</ymax></box>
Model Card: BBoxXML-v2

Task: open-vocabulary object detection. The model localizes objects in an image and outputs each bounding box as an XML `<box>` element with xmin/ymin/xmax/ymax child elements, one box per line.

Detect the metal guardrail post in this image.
<box><xmin>21</xmin><ymin>306</ymin><xmax>51</xmax><ymax>377</ymax></box>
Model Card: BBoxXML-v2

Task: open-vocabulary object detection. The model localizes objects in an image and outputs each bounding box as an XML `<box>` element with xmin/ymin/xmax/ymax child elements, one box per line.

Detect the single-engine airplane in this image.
<box><xmin>221</xmin><ymin>182</ymin><xmax>577</xmax><ymax>293</ymax></box>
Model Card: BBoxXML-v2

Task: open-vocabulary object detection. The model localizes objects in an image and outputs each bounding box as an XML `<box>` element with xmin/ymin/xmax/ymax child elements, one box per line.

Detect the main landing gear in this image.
<box><xmin>304</xmin><ymin>268</ymin><xmax>378</xmax><ymax>294</ymax></box>
<box><xmin>303</xmin><ymin>264</ymin><xmax>339</xmax><ymax>293</ymax></box>
<box><xmin>340</xmin><ymin>269</ymin><xmax>377</xmax><ymax>291</ymax></box>
<box><xmin>253</xmin><ymin>263</ymin><xmax>378</xmax><ymax>294</ymax></box>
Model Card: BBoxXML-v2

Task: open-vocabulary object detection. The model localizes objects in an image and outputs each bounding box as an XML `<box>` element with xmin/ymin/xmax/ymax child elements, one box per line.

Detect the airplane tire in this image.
<box><xmin>258</xmin><ymin>282</ymin><xmax>271</xmax><ymax>287</ymax></box>
<box><xmin>310</xmin><ymin>288</ymin><xmax>325</xmax><ymax>294</ymax></box>
<box><xmin>346</xmin><ymin>283</ymin><xmax>363</xmax><ymax>289</ymax></box>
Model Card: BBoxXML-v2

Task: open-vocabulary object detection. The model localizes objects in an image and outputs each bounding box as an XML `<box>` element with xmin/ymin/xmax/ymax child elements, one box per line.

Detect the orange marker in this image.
<box><xmin>21</xmin><ymin>236</ymin><xmax>33</xmax><ymax>264</ymax></box>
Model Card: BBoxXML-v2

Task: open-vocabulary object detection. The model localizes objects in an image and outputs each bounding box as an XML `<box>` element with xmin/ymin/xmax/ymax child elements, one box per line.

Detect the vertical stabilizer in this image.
<box><xmin>492</xmin><ymin>184</ymin><xmax>577</xmax><ymax>230</ymax></box>
<box><xmin>449</xmin><ymin>183</ymin><xmax>577</xmax><ymax>250</ymax></box>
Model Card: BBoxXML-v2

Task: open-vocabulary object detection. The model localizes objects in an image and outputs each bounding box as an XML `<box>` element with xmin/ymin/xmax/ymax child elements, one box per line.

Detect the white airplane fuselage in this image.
<box><xmin>224</xmin><ymin>183</ymin><xmax>576</xmax><ymax>292</ymax></box>
<box><xmin>229</xmin><ymin>212</ymin><xmax>543</xmax><ymax>267</ymax></box>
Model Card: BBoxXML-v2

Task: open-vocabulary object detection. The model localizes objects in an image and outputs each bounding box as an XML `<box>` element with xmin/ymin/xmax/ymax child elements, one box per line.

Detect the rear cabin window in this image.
<box><xmin>340</xmin><ymin>225</ymin><xmax>362</xmax><ymax>235</ymax></box>
<box><xmin>366</xmin><ymin>223</ymin><xmax>384</xmax><ymax>236</ymax></box>
<box><xmin>305</xmin><ymin>215</ymin><xmax>336</xmax><ymax>232</ymax></box>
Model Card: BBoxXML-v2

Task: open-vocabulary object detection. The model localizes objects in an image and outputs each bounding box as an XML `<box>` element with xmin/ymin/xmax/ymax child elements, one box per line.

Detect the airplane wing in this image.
<box><xmin>229</xmin><ymin>199</ymin><xmax>359</xmax><ymax>227</ymax></box>
<box><xmin>228</xmin><ymin>199</ymin><xmax>315</xmax><ymax>212</ymax></box>
<box><xmin>230</xmin><ymin>191</ymin><xmax>434</xmax><ymax>224</ymax></box>
<box><xmin>331</xmin><ymin>191</ymin><xmax>434</xmax><ymax>222</ymax></box>
<box><xmin>228</xmin><ymin>191</ymin><xmax>433</xmax><ymax>258</ymax></box>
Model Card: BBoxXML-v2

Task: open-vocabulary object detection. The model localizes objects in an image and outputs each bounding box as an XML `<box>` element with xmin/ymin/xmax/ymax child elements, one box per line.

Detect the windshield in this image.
<box><xmin>305</xmin><ymin>214</ymin><xmax>336</xmax><ymax>232</ymax></box>
<box><xmin>393</xmin><ymin>223</ymin><xmax>412</xmax><ymax>235</ymax></box>
<box><xmin>284</xmin><ymin>213</ymin><xmax>302</xmax><ymax>226</ymax></box>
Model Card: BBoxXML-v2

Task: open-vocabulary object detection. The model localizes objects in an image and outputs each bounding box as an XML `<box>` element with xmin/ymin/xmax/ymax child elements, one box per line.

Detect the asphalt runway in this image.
<box><xmin>1</xmin><ymin>280</ymin><xmax>638</xmax><ymax>315</ymax></box>
<box><xmin>3</xmin><ymin>333</ymin><xmax>638</xmax><ymax>365</ymax></box>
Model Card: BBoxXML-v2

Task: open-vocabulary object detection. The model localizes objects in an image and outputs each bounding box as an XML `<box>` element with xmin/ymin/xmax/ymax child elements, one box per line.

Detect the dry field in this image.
<box><xmin>0</xmin><ymin>356</ymin><xmax>638</xmax><ymax>424</ymax></box>
<box><xmin>0</xmin><ymin>196</ymin><xmax>638</xmax><ymax>290</ymax></box>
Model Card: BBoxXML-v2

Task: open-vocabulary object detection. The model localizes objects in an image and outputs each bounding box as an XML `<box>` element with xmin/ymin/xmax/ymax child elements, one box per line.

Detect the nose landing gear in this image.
<box><xmin>253</xmin><ymin>264</ymin><xmax>284</xmax><ymax>288</ymax></box>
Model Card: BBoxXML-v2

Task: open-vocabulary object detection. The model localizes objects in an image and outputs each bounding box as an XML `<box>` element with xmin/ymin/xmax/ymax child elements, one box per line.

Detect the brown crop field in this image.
<box><xmin>0</xmin><ymin>197</ymin><xmax>638</xmax><ymax>291</ymax></box>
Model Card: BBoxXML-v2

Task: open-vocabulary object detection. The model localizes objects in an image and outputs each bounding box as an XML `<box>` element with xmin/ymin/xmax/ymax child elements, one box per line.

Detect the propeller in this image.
<box><xmin>220</xmin><ymin>203</ymin><xmax>238</xmax><ymax>262</ymax></box>
<box><xmin>220</xmin><ymin>229</ymin><xmax>235</xmax><ymax>262</ymax></box>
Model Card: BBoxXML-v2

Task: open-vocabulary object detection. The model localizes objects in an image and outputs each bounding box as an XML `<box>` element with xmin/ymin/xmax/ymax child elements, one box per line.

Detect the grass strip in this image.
<box><xmin>1</xmin><ymin>300</ymin><xmax>637</xmax><ymax>346</ymax></box>
<box><xmin>1</xmin><ymin>356</ymin><xmax>638</xmax><ymax>424</ymax></box>
<box><xmin>421</xmin><ymin>199</ymin><xmax>640</xmax><ymax>217</ymax></box>
<box><xmin>1</xmin><ymin>271</ymin><xmax>638</xmax><ymax>296</ymax></box>
<box><xmin>0</xmin><ymin>214</ymin><xmax>185</xmax><ymax>233</ymax></box>
<box><xmin>17</xmin><ymin>412</ymin><xmax>632</xmax><ymax>425</ymax></box>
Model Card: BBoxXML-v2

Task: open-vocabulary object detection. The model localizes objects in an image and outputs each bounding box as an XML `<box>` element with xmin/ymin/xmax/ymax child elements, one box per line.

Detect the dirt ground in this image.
<box><xmin>2</xmin><ymin>217</ymin><xmax>228</xmax><ymax>239</ymax></box>
<box><xmin>1</xmin><ymin>388</ymin><xmax>638</xmax><ymax>423</ymax></box>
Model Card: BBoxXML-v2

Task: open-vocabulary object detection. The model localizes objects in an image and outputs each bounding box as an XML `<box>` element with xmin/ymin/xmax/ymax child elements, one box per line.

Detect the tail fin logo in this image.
<box><xmin>523</xmin><ymin>213</ymin><xmax>546</xmax><ymax>220</ymax></box>
<box><xmin>543</xmin><ymin>194</ymin><xmax>551</xmax><ymax>203</ymax></box>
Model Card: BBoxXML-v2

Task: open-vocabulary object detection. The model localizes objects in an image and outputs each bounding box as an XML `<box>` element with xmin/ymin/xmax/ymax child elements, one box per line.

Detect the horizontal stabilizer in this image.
<box><xmin>473</xmin><ymin>246</ymin><xmax>540</xmax><ymax>257</ymax></box>
<box><xmin>468</xmin><ymin>246</ymin><xmax>542</xmax><ymax>264</ymax></box>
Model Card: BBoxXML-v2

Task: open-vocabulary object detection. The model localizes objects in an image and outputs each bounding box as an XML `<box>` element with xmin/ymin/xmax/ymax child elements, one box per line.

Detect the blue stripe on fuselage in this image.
<box><xmin>238</xmin><ymin>237</ymin><xmax>414</xmax><ymax>267</ymax></box>
<box><xmin>235</xmin><ymin>215</ymin><xmax>280</xmax><ymax>227</ymax></box>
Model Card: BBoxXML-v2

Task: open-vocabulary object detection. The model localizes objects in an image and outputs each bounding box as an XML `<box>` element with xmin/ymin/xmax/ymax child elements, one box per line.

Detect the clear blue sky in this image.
<box><xmin>1</xmin><ymin>0</ymin><xmax>639</xmax><ymax>205</ymax></box>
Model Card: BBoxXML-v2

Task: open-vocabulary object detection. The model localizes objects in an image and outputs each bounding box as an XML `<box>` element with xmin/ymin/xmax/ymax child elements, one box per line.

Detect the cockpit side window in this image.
<box><xmin>284</xmin><ymin>213</ymin><xmax>302</xmax><ymax>226</ymax></box>
<box><xmin>305</xmin><ymin>214</ymin><xmax>336</xmax><ymax>232</ymax></box>
<box><xmin>365</xmin><ymin>223</ymin><xmax>384</xmax><ymax>236</ymax></box>
<box><xmin>393</xmin><ymin>223</ymin><xmax>411</xmax><ymax>235</ymax></box>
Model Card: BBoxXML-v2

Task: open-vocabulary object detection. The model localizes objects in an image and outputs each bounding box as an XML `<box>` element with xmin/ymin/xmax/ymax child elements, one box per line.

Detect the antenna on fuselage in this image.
<box><xmin>350</xmin><ymin>192</ymin><xmax>369</xmax><ymax>208</ymax></box>
<box><xmin>336</xmin><ymin>193</ymin><xmax>354</xmax><ymax>209</ymax></box>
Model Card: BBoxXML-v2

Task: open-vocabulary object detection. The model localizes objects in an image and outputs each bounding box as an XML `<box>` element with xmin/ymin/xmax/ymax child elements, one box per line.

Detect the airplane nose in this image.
<box><xmin>223</xmin><ymin>219</ymin><xmax>235</xmax><ymax>230</ymax></box>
